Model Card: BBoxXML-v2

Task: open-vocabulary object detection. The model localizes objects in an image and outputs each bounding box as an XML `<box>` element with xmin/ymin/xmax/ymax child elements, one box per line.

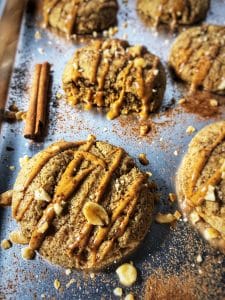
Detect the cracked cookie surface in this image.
<box><xmin>62</xmin><ymin>39</ymin><xmax>166</xmax><ymax>120</ymax></box>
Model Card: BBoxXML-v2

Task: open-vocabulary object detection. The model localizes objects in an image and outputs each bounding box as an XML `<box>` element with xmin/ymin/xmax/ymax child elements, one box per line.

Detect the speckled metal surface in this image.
<box><xmin>0</xmin><ymin>0</ymin><xmax>225</xmax><ymax>299</ymax></box>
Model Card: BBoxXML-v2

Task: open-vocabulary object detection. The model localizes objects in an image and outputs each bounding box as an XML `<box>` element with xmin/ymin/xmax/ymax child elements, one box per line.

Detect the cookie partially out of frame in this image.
<box><xmin>62</xmin><ymin>39</ymin><xmax>166</xmax><ymax>120</ymax></box>
<box><xmin>176</xmin><ymin>121</ymin><xmax>225</xmax><ymax>253</ymax></box>
<box><xmin>42</xmin><ymin>0</ymin><xmax>118</xmax><ymax>35</ymax></box>
<box><xmin>169</xmin><ymin>25</ymin><xmax>225</xmax><ymax>94</ymax></box>
<box><xmin>12</xmin><ymin>138</ymin><xmax>155</xmax><ymax>270</ymax></box>
<box><xmin>137</xmin><ymin>0</ymin><xmax>209</xmax><ymax>29</ymax></box>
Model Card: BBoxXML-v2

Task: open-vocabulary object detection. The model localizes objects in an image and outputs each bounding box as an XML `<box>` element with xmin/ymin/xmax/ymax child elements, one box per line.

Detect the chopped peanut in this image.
<box><xmin>116</xmin><ymin>263</ymin><xmax>137</xmax><ymax>287</ymax></box>
<box><xmin>83</xmin><ymin>202</ymin><xmax>109</xmax><ymax>226</ymax></box>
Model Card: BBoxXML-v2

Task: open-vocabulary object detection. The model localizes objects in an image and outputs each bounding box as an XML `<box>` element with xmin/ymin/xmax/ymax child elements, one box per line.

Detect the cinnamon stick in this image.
<box><xmin>24</xmin><ymin>62</ymin><xmax>50</xmax><ymax>139</ymax></box>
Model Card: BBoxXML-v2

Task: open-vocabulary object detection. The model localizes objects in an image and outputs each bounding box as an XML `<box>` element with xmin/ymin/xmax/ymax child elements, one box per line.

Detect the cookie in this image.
<box><xmin>12</xmin><ymin>137</ymin><xmax>155</xmax><ymax>270</ymax></box>
<box><xmin>176</xmin><ymin>121</ymin><xmax>225</xmax><ymax>253</ymax></box>
<box><xmin>42</xmin><ymin>0</ymin><xmax>118</xmax><ymax>36</ymax></box>
<box><xmin>137</xmin><ymin>0</ymin><xmax>209</xmax><ymax>29</ymax></box>
<box><xmin>169</xmin><ymin>25</ymin><xmax>225</xmax><ymax>94</ymax></box>
<box><xmin>62</xmin><ymin>39</ymin><xmax>166</xmax><ymax>120</ymax></box>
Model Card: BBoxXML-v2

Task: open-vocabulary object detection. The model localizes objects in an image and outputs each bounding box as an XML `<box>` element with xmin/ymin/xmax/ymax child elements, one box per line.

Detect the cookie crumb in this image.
<box><xmin>65</xmin><ymin>269</ymin><xmax>72</xmax><ymax>276</ymax></box>
<box><xmin>138</xmin><ymin>153</ymin><xmax>149</xmax><ymax>165</ymax></box>
<box><xmin>113</xmin><ymin>287</ymin><xmax>123</xmax><ymax>297</ymax></box>
<box><xmin>169</xmin><ymin>193</ymin><xmax>177</xmax><ymax>202</ymax></box>
<box><xmin>54</xmin><ymin>279</ymin><xmax>61</xmax><ymax>290</ymax></box>
<box><xmin>209</xmin><ymin>99</ymin><xmax>218</xmax><ymax>107</ymax></box>
<box><xmin>140</xmin><ymin>124</ymin><xmax>150</xmax><ymax>136</ymax></box>
<box><xmin>34</xmin><ymin>30</ymin><xmax>42</xmax><ymax>40</ymax></box>
<box><xmin>196</xmin><ymin>254</ymin><xmax>203</xmax><ymax>263</ymax></box>
<box><xmin>1</xmin><ymin>239</ymin><xmax>12</xmax><ymax>250</ymax></box>
<box><xmin>186</xmin><ymin>126</ymin><xmax>196</xmax><ymax>134</ymax></box>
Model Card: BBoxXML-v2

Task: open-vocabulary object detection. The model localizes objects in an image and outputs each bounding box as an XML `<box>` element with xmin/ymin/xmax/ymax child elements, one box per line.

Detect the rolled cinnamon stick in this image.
<box><xmin>24</xmin><ymin>62</ymin><xmax>50</xmax><ymax>139</ymax></box>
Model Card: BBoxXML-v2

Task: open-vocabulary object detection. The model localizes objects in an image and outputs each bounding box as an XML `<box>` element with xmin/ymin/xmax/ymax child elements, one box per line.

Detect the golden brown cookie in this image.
<box><xmin>169</xmin><ymin>25</ymin><xmax>225</xmax><ymax>95</ymax></box>
<box><xmin>62</xmin><ymin>39</ymin><xmax>166</xmax><ymax>120</ymax></box>
<box><xmin>42</xmin><ymin>0</ymin><xmax>118</xmax><ymax>36</ymax></box>
<box><xmin>137</xmin><ymin>0</ymin><xmax>209</xmax><ymax>29</ymax></box>
<box><xmin>12</xmin><ymin>137</ymin><xmax>155</xmax><ymax>270</ymax></box>
<box><xmin>176</xmin><ymin>121</ymin><xmax>225</xmax><ymax>253</ymax></box>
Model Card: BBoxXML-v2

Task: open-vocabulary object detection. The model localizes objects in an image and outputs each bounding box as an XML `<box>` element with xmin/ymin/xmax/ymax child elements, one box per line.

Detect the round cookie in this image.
<box><xmin>169</xmin><ymin>25</ymin><xmax>225</xmax><ymax>95</ymax></box>
<box><xmin>42</xmin><ymin>0</ymin><xmax>118</xmax><ymax>36</ymax></box>
<box><xmin>62</xmin><ymin>39</ymin><xmax>166</xmax><ymax>120</ymax></box>
<box><xmin>137</xmin><ymin>0</ymin><xmax>209</xmax><ymax>29</ymax></box>
<box><xmin>12</xmin><ymin>137</ymin><xmax>155</xmax><ymax>270</ymax></box>
<box><xmin>176</xmin><ymin>121</ymin><xmax>225</xmax><ymax>253</ymax></box>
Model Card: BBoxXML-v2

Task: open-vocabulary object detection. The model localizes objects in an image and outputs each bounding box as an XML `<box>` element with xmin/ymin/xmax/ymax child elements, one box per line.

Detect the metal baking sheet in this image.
<box><xmin>1</xmin><ymin>0</ymin><xmax>225</xmax><ymax>299</ymax></box>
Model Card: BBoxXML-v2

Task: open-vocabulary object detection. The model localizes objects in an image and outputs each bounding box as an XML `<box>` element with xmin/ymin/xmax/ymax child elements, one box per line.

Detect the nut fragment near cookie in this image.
<box><xmin>176</xmin><ymin>121</ymin><xmax>225</xmax><ymax>253</ymax></box>
<box><xmin>42</xmin><ymin>0</ymin><xmax>118</xmax><ymax>36</ymax></box>
<box><xmin>62</xmin><ymin>39</ymin><xmax>166</xmax><ymax>120</ymax></box>
<box><xmin>11</xmin><ymin>137</ymin><xmax>156</xmax><ymax>270</ymax></box>
<box><xmin>169</xmin><ymin>25</ymin><xmax>225</xmax><ymax>94</ymax></box>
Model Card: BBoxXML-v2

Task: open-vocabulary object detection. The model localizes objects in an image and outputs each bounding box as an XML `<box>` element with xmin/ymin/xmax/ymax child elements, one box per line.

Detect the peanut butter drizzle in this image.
<box><xmin>90</xmin><ymin>41</ymin><xmax>103</xmax><ymax>84</ymax></box>
<box><xmin>138</xmin><ymin>57</ymin><xmax>159</xmax><ymax>119</ymax></box>
<box><xmin>94</xmin><ymin>62</ymin><xmax>110</xmax><ymax>107</ymax></box>
<box><xmin>29</xmin><ymin>149</ymin><xmax>105</xmax><ymax>250</ymax></box>
<box><xmin>106</xmin><ymin>62</ymin><xmax>133</xmax><ymax>120</ymax></box>
<box><xmin>190</xmin><ymin>166</ymin><xmax>224</xmax><ymax>206</ymax></box>
<box><xmin>187</xmin><ymin>128</ymin><xmax>225</xmax><ymax>201</ymax></box>
<box><xmin>14</xmin><ymin>141</ymin><xmax>82</xmax><ymax>220</ymax></box>
<box><xmin>64</xmin><ymin>0</ymin><xmax>81</xmax><ymax>35</ymax></box>
<box><xmin>91</xmin><ymin>174</ymin><xmax>146</xmax><ymax>263</ymax></box>
<box><xmin>190</xmin><ymin>45</ymin><xmax>220</xmax><ymax>92</ymax></box>
<box><xmin>67</xmin><ymin>148</ymin><xmax>124</xmax><ymax>255</ymax></box>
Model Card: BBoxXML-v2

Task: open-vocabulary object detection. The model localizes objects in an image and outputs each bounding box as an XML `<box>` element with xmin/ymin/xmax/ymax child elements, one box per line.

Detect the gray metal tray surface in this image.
<box><xmin>0</xmin><ymin>0</ymin><xmax>225</xmax><ymax>299</ymax></box>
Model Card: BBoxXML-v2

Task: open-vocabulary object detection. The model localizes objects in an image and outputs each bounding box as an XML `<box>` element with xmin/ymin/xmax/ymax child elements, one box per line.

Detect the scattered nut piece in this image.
<box><xmin>153</xmin><ymin>69</ymin><xmax>159</xmax><ymax>76</ymax></box>
<box><xmin>54</xmin><ymin>203</ymin><xmax>63</xmax><ymax>216</ymax></box>
<box><xmin>21</xmin><ymin>247</ymin><xmax>35</xmax><ymax>260</ymax></box>
<box><xmin>34</xmin><ymin>188</ymin><xmax>51</xmax><ymax>203</ymax></box>
<box><xmin>169</xmin><ymin>193</ymin><xmax>177</xmax><ymax>202</ymax></box>
<box><xmin>15</xmin><ymin>111</ymin><xmax>26</xmax><ymax>121</ymax></box>
<box><xmin>9</xmin><ymin>230</ymin><xmax>29</xmax><ymax>244</ymax></box>
<box><xmin>138</xmin><ymin>153</ymin><xmax>149</xmax><ymax>166</ymax></box>
<box><xmin>92</xmin><ymin>31</ymin><xmax>98</xmax><ymax>38</ymax></box>
<box><xmin>90</xmin><ymin>273</ymin><xmax>95</xmax><ymax>279</ymax></box>
<box><xmin>134</xmin><ymin>57</ymin><xmax>146</xmax><ymax>68</ymax></box>
<box><xmin>1</xmin><ymin>239</ymin><xmax>12</xmax><ymax>250</ymax></box>
<box><xmin>116</xmin><ymin>263</ymin><xmax>137</xmax><ymax>287</ymax></box>
<box><xmin>173</xmin><ymin>150</ymin><xmax>178</xmax><ymax>156</ymax></box>
<box><xmin>140</xmin><ymin>124</ymin><xmax>150</xmax><ymax>136</ymax></box>
<box><xmin>9</xmin><ymin>165</ymin><xmax>15</xmax><ymax>171</ymax></box>
<box><xmin>37</xmin><ymin>221</ymin><xmax>49</xmax><ymax>234</ymax></box>
<box><xmin>82</xmin><ymin>202</ymin><xmax>109</xmax><ymax>226</ymax></box>
<box><xmin>54</xmin><ymin>279</ymin><xmax>61</xmax><ymax>290</ymax></box>
<box><xmin>66</xmin><ymin>278</ymin><xmax>75</xmax><ymax>288</ymax></box>
<box><xmin>146</xmin><ymin>171</ymin><xmax>152</xmax><ymax>177</ymax></box>
<box><xmin>34</xmin><ymin>30</ymin><xmax>41</xmax><ymax>40</ymax></box>
<box><xmin>209</xmin><ymin>99</ymin><xmax>218</xmax><ymax>107</ymax></box>
<box><xmin>204</xmin><ymin>228</ymin><xmax>220</xmax><ymax>240</ymax></box>
<box><xmin>113</xmin><ymin>287</ymin><xmax>123</xmax><ymax>297</ymax></box>
<box><xmin>174</xmin><ymin>210</ymin><xmax>182</xmax><ymax>220</ymax></box>
<box><xmin>19</xmin><ymin>155</ymin><xmax>30</xmax><ymax>168</ymax></box>
<box><xmin>178</xmin><ymin>98</ymin><xmax>186</xmax><ymax>105</ymax></box>
<box><xmin>189</xmin><ymin>211</ymin><xmax>200</xmax><ymax>224</ymax></box>
<box><xmin>204</xmin><ymin>185</ymin><xmax>216</xmax><ymax>201</ymax></box>
<box><xmin>186</xmin><ymin>126</ymin><xmax>196</xmax><ymax>135</ymax></box>
<box><xmin>196</xmin><ymin>254</ymin><xmax>203</xmax><ymax>263</ymax></box>
<box><xmin>0</xmin><ymin>190</ymin><xmax>13</xmax><ymax>206</ymax></box>
<box><xmin>124</xmin><ymin>294</ymin><xmax>135</xmax><ymax>300</ymax></box>
<box><xmin>56</xmin><ymin>92</ymin><xmax>63</xmax><ymax>99</ymax></box>
<box><xmin>65</xmin><ymin>269</ymin><xmax>71</xmax><ymax>276</ymax></box>
<box><xmin>155</xmin><ymin>213</ymin><xmax>176</xmax><ymax>224</ymax></box>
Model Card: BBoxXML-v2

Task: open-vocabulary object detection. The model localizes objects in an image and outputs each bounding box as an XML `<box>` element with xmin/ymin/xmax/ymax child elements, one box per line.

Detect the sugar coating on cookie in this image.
<box><xmin>169</xmin><ymin>25</ymin><xmax>225</xmax><ymax>95</ymax></box>
<box><xmin>63</xmin><ymin>39</ymin><xmax>166</xmax><ymax>119</ymax></box>
<box><xmin>176</xmin><ymin>121</ymin><xmax>225</xmax><ymax>253</ymax></box>
<box><xmin>137</xmin><ymin>0</ymin><xmax>209</xmax><ymax>29</ymax></box>
<box><xmin>42</xmin><ymin>0</ymin><xmax>118</xmax><ymax>35</ymax></box>
<box><xmin>12</xmin><ymin>138</ymin><xmax>155</xmax><ymax>270</ymax></box>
